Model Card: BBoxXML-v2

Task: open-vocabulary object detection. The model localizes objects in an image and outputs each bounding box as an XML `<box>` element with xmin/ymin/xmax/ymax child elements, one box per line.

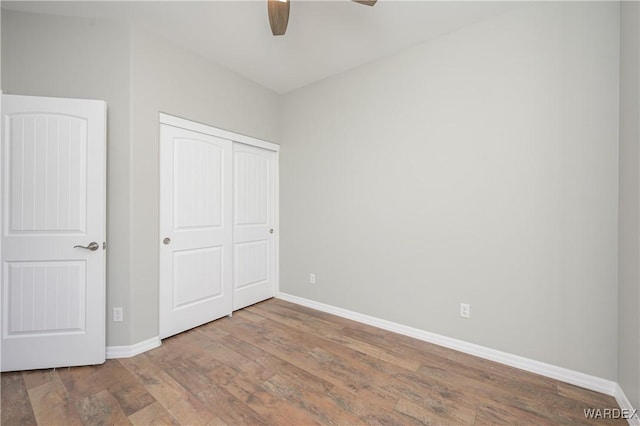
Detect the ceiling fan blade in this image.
<box><xmin>268</xmin><ymin>0</ymin><xmax>290</xmax><ymax>36</ymax></box>
<box><xmin>352</xmin><ymin>0</ymin><xmax>377</xmax><ymax>6</ymax></box>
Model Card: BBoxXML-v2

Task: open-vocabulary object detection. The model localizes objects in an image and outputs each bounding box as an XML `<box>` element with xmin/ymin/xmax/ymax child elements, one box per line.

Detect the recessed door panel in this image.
<box><xmin>234</xmin><ymin>241</ymin><xmax>268</xmax><ymax>290</ymax></box>
<box><xmin>234</xmin><ymin>152</ymin><xmax>268</xmax><ymax>226</ymax></box>
<box><xmin>173</xmin><ymin>246</ymin><xmax>223</xmax><ymax>309</ymax></box>
<box><xmin>8</xmin><ymin>114</ymin><xmax>87</xmax><ymax>234</ymax></box>
<box><xmin>174</xmin><ymin>138</ymin><xmax>223</xmax><ymax>230</ymax></box>
<box><xmin>6</xmin><ymin>261</ymin><xmax>85</xmax><ymax>335</ymax></box>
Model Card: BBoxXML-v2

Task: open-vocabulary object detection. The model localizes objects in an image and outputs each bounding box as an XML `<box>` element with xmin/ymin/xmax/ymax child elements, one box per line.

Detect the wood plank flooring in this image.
<box><xmin>1</xmin><ymin>298</ymin><xmax>625</xmax><ymax>425</ymax></box>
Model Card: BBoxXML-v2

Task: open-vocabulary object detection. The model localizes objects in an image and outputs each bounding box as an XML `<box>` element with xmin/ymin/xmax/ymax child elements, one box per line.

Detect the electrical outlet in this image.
<box><xmin>309</xmin><ymin>273</ymin><xmax>316</xmax><ymax>284</ymax></box>
<box><xmin>113</xmin><ymin>307</ymin><xmax>123</xmax><ymax>322</ymax></box>
<box><xmin>460</xmin><ymin>303</ymin><xmax>470</xmax><ymax>319</ymax></box>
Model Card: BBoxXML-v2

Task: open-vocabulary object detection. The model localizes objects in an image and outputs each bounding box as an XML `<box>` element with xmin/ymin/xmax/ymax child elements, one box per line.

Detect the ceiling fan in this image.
<box><xmin>267</xmin><ymin>0</ymin><xmax>376</xmax><ymax>36</ymax></box>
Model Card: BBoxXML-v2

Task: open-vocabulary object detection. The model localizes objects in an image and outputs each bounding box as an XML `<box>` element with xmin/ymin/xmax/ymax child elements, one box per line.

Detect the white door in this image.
<box><xmin>1</xmin><ymin>94</ymin><xmax>106</xmax><ymax>372</ymax></box>
<box><xmin>159</xmin><ymin>124</ymin><xmax>232</xmax><ymax>339</ymax></box>
<box><xmin>233</xmin><ymin>143</ymin><xmax>277</xmax><ymax>310</ymax></box>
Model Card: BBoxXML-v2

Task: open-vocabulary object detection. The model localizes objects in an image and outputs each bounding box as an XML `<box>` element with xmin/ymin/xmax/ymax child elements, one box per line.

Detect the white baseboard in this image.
<box><xmin>614</xmin><ymin>384</ymin><xmax>640</xmax><ymax>425</ymax></box>
<box><xmin>105</xmin><ymin>336</ymin><xmax>161</xmax><ymax>359</ymax></box>
<box><xmin>277</xmin><ymin>292</ymin><xmax>619</xmax><ymax>398</ymax></box>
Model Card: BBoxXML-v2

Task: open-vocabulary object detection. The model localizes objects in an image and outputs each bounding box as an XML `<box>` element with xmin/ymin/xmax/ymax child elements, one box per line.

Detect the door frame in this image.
<box><xmin>158</xmin><ymin>113</ymin><xmax>280</xmax><ymax>320</ymax></box>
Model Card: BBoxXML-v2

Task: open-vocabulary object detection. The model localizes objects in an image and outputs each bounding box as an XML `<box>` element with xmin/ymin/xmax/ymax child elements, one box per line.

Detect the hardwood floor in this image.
<box><xmin>1</xmin><ymin>298</ymin><xmax>625</xmax><ymax>425</ymax></box>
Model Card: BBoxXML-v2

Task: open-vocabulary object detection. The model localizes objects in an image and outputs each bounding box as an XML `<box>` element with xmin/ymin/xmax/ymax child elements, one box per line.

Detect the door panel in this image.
<box><xmin>7</xmin><ymin>261</ymin><xmax>85</xmax><ymax>335</ymax></box>
<box><xmin>159</xmin><ymin>124</ymin><xmax>232</xmax><ymax>339</ymax></box>
<box><xmin>8</xmin><ymin>113</ymin><xmax>87</xmax><ymax>234</ymax></box>
<box><xmin>234</xmin><ymin>241</ymin><xmax>268</xmax><ymax>290</ymax></box>
<box><xmin>1</xmin><ymin>94</ymin><xmax>106</xmax><ymax>372</ymax></box>
<box><xmin>233</xmin><ymin>143</ymin><xmax>276</xmax><ymax>310</ymax></box>
<box><xmin>174</xmin><ymin>138</ymin><xmax>223</xmax><ymax>230</ymax></box>
<box><xmin>173</xmin><ymin>246</ymin><xmax>223</xmax><ymax>308</ymax></box>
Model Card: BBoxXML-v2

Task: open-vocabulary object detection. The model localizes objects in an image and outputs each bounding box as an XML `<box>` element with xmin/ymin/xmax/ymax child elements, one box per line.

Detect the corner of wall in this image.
<box><xmin>617</xmin><ymin>0</ymin><xmax>640</xmax><ymax>412</ymax></box>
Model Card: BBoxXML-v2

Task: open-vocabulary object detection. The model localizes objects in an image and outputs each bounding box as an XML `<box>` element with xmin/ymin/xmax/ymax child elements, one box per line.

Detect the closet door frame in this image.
<box><xmin>160</xmin><ymin>114</ymin><xmax>280</xmax><ymax>153</ymax></box>
<box><xmin>158</xmin><ymin>113</ymin><xmax>279</xmax><ymax>322</ymax></box>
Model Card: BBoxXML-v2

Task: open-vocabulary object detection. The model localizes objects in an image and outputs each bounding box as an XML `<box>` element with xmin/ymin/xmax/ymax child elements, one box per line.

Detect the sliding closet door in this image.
<box><xmin>159</xmin><ymin>124</ymin><xmax>232</xmax><ymax>339</ymax></box>
<box><xmin>233</xmin><ymin>143</ymin><xmax>277</xmax><ymax>310</ymax></box>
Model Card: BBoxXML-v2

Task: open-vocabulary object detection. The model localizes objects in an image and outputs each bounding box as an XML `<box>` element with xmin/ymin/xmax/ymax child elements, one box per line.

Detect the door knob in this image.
<box><xmin>269</xmin><ymin>229</ymin><xmax>274</xmax><ymax>234</ymax></box>
<box><xmin>74</xmin><ymin>242</ymin><xmax>100</xmax><ymax>251</ymax></box>
<box><xmin>163</xmin><ymin>237</ymin><xmax>171</xmax><ymax>245</ymax></box>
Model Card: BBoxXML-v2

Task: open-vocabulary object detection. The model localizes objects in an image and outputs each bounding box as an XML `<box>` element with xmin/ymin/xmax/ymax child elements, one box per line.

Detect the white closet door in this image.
<box><xmin>233</xmin><ymin>143</ymin><xmax>276</xmax><ymax>310</ymax></box>
<box><xmin>159</xmin><ymin>124</ymin><xmax>232</xmax><ymax>339</ymax></box>
<box><xmin>1</xmin><ymin>94</ymin><xmax>106</xmax><ymax>371</ymax></box>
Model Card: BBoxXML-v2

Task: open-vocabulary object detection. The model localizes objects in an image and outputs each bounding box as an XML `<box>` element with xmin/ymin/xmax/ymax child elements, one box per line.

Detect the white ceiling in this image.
<box><xmin>2</xmin><ymin>1</ymin><xmax>519</xmax><ymax>93</ymax></box>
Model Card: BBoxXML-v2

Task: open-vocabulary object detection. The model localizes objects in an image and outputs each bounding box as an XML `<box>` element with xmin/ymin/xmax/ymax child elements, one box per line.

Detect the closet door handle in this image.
<box><xmin>269</xmin><ymin>229</ymin><xmax>274</xmax><ymax>234</ymax></box>
<box><xmin>163</xmin><ymin>237</ymin><xmax>171</xmax><ymax>245</ymax></box>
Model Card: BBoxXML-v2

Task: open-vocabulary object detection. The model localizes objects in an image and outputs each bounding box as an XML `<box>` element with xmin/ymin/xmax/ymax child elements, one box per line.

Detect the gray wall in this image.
<box><xmin>128</xmin><ymin>29</ymin><xmax>280</xmax><ymax>343</ymax></box>
<box><xmin>618</xmin><ymin>0</ymin><xmax>640</xmax><ymax>409</ymax></box>
<box><xmin>1</xmin><ymin>10</ymin><xmax>133</xmax><ymax>345</ymax></box>
<box><xmin>280</xmin><ymin>2</ymin><xmax>620</xmax><ymax>379</ymax></box>
<box><xmin>1</xmin><ymin>6</ymin><xmax>2</xmax><ymax>86</ymax></box>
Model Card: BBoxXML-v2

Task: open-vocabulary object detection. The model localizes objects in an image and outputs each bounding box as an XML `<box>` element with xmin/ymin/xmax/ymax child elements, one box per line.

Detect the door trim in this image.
<box><xmin>159</xmin><ymin>113</ymin><xmax>280</xmax><ymax>153</ymax></box>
